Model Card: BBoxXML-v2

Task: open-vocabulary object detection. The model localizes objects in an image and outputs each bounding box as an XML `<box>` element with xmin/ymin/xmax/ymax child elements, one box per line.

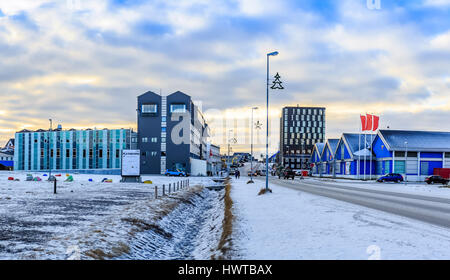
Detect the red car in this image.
<box><xmin>425</xmin><ymin>176</ymin><xmax>449</xmax><ymax>185</ymax></box>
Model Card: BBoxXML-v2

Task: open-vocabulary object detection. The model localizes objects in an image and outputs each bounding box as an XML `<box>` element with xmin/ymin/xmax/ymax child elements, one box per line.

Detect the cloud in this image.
<box><xmin>0</xmin><ymin>0</ymin><xmax>449</xmax><ymax>154</ymax></box>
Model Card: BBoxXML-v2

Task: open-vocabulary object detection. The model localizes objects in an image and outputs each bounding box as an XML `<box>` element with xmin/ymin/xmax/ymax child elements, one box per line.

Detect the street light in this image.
<box><xmin>248</xmin><ymin>107</ymin><xmax>258</xmax><ymax>184</ymax></box>
<box><xmin>405</xmin><ymin>141</ymin><xmax>408</xmax><ymax>185</ymax></box>
<box><xmin>228</xmin><ymin>129</ymin><xmax>233</xmax><ymax>170</ymax></box>
<box><xmin>48</xmin><ymin>119</ymin><xmax>52</xmax><ymax>180</ymax></box>
<box><xmin>265</xmin><ymin>51</ymin><xmax>280</xmax><ymax>192</ymax></box>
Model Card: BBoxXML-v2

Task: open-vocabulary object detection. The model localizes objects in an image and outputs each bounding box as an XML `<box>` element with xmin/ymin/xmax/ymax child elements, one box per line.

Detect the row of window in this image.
<box><xmin>142</xmin><ymin>103</ymin><xmax>187</xmax><ymax>114</ymax></box>
<box><xmin>39</xmin><ymin>148</ymin><xmax>121</xmax><ymax>159</ymax></box>
<box><xmin>284</xmin><ymin>135</ymin><xmax>322</xmax><ymax>143</ymax></box>
<box><xmin>285</xmin><ymin>132</ymin><xmax>324</xmax><ymax>140</ymax></box>
<box><xmin>284</xmin><ymin>149</ymin><xmax>312</xmax><ymax>155</ymax></box>
<box><xmin>0</xmin><ymin>157</ymin><xmax>12</xmax><ymax>161</ymax></box>
<box><xmin>393</xmin><ymin>151</ymin><xmax>450</xmax><ymax>158</ymax></box>
<box><xmin>284</xmin><ymin>121</ymin><xmax>324</xmax><ymax>128</ymax></box>
<box><xmin>286</xmin><ymin>114</ymin><xmax>324</xmax><ymax>122</ymax></box>
<box><xmin>284</xmin><ymin>108</ymin><xmax>324</xmax><ymax>115</ymax></box>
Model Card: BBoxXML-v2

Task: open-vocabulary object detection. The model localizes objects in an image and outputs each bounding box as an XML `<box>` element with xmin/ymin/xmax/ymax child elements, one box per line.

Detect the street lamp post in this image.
<box><xmin>265</xmin><ymin>51</ymin><xmax>279</xmax><ymax>191</ymax></box>
<box><xmin>227</xmin><ymin>129</ymin><xmax>234</xmax><ymax>171</ymax></box>
<box><xmin>248</xmin><ymin>107</ymin><xmax>258</xmax><ymax>184</ymax></box>
<box><xmin>48</xmin><ymin>119</ymin><xmax>52</xmax><ymax>180</ymax></box>
<box><xmin>405</xmin><ymin>141</ymin><xmax>408</xmax><ymax>185</ymax></box>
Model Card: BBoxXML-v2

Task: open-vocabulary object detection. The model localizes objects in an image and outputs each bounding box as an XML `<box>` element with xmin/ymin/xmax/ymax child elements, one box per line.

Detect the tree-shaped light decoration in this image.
<box><xmin>271</xmin><ymin>72</ymin><xmax>284</xmax><ymax>90</ymax></box>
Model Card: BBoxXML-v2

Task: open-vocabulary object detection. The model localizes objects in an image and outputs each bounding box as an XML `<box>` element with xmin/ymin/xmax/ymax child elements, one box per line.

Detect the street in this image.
<box><xmin>256</xmin><ymin>176</ymin><xmax>450</xmax><ymax>229</ymax></box>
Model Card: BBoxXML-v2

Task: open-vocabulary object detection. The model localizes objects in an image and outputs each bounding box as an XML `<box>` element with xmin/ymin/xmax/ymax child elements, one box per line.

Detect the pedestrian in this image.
<box><xmin>237</xmin><ymin>170</ymin><xmax>241</xmax><ymax>179</ymax></box>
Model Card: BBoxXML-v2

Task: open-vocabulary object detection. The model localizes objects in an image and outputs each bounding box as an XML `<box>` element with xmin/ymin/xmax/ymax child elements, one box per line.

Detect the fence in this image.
<box><xmin>154</xmin><ymin>179</ymin><xmax>190</xmax><ymax>199</ymax></box>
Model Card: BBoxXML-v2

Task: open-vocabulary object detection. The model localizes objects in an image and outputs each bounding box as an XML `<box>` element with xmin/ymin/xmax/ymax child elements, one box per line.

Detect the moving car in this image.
<box><xmin>165</xmin><ymin>169</ymin><xmax>188</xmax><ymax>177</ymax></box>
<box><xmin>377</xmin><ymin>173</ymin><xmax>404</xmax><ymax>183</ymax></box>
<box><xmin>425</xmin><ymin>175</ymin><xmax>449</xmax><ymax>185</ymax></box>
<box><xmin>283</xmin><ymin>169</ymin><xmax>296</xmax><ymax>180</ymax></box>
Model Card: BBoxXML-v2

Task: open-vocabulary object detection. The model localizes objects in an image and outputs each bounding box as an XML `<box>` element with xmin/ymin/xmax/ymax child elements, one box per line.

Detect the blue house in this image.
<box><xmin>311</xmin><ymin>143</ymin><xmax>325</xmax><ymax>175</ymax></box>
<box><xmin>0</xmin><ymin>152</ymin><xmax>14</xmax><ymax>170</ymax></box>
<box><xmin>320</xmin><ymin>139</ymin><xmax>339</xmax><ymax>175</ymax></box>
<box><xmin>334</xmin><ymin>133</ymin><xmax>376</xmax><ymax>178</ymax></box>
<box><xmin>372</xmin><ymin>130</ymin><xmax>450</xmax><ymax>181</ymax></box>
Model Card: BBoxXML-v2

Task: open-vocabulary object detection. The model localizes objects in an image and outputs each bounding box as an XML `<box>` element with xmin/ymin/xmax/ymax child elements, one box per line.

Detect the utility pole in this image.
<box><xmin>48</xmin><ymin>118</ymin><xmax>52</xmax><ymax>180</ymax></box>
<box><xmin>265</xmin><ymin>51</ymin><xmax>282</xmax><ymax>192</ymax></box>
<box><xmin>405</xmin><ymin>141</ymin><xmax>408</xmax><ymax>185</ymax></box>
<box><xmin>248</xmin><ymin>107</ymin><xmax>258</xmax><ymax>184</ymax></box>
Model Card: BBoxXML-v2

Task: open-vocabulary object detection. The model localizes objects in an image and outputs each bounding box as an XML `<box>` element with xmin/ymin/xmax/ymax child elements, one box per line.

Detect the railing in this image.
<box><xmin>154</xmin><ymin>179</ymin><xmax>190</xmax><ymax>199</ymax></box>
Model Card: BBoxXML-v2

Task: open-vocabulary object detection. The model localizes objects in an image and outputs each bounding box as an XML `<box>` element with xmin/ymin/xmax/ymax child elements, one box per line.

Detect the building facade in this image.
<box><xmin>14</xmin><ymin>127</ymin><xmax>136</xmax><ymax>174</ymax></box>
<box><xmin>137</xmin><ymin>90</ymin><xmax>212</xmax><ymax>175</ymax></box>
<box><xmin>311</xmin><ymin>129</ymin><xmax>450</xmax><ymax>181</ymax></box>
<box><xmin>280</xmin><ymin>106</ymin><xmax>326</xmax><ymax>169</ymax></box>
<box><xmin>0</xmin><ymin>152</ymin><xmax>13</xmax><ymax>170</ymax></box>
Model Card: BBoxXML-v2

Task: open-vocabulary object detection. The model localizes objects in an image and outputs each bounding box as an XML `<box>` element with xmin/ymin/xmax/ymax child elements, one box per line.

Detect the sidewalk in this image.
<box><xmin>230</xmin><ymin>177</ymin><xmax>450</xmax><ymax>260</ymax></box>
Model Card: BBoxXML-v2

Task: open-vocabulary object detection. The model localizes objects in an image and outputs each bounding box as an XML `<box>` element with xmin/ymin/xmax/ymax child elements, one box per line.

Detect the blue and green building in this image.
<box><xmin>311</xmin><ymin>130</ymin><xmax>450</xmax><ymax>181</ymax></box>
<box><xmin>14</xmin><ymin>127</ymin><xmax>137</xmax><ymax>174</ymax></box>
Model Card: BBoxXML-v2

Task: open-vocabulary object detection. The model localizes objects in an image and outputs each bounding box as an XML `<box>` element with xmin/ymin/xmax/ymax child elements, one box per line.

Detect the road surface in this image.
<box><xmin>256</xmin><ymin>176</ymin><xmax>450</xmax><ymax>229</ymax></box>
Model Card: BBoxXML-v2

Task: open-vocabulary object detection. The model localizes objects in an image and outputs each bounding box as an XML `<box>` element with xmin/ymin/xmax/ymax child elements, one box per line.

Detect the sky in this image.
<box><xmin>0</xmin><ymin>0</ymin><xmax>449</xmax><ymax>155</ymax></box>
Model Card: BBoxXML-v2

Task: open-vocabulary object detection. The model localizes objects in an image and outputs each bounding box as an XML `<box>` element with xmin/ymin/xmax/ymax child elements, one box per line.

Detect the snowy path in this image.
<box><xmin>231</xmin><ymin>177</ymin><xmax>450</xmax><ymax>260</ymax></box>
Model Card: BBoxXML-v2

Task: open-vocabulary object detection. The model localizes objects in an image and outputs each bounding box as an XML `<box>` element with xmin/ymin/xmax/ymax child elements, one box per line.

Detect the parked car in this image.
<box><xmin>377</xmin><ymin>173</ymin><xmax>404</xmax><ymax>183</ymax></box>
<box><xmin>425</xmin><ymin>175</ymin><xmax>449</xmax><ymax>185</ymax></box>
<box><xmin>165</xmin><ymin>169</ymin><xmax>188</xmax><ymax>177</ymax></box>
<box><xmin>283</xmin><ymin>169</ymin><xmax>296</xmax><ymax>180</ymax></box>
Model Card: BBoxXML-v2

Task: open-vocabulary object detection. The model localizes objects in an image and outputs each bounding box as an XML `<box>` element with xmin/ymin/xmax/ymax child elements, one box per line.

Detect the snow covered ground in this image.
<box><xmin>0</xmin><ymin>171</ymin><xmax>224</xmax><ymax>260</ymax></box>
<box><xmin>231</xmin><ymin>177</ymin><xmax>450</xmax><ymax>260</ymax></box>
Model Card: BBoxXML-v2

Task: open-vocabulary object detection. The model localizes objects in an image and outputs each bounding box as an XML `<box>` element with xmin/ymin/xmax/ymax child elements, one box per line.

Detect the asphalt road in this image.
<box><xmin>257</xmin><ymin>176</ymin><xmax>450</xmax><ymax>229</ymax></box>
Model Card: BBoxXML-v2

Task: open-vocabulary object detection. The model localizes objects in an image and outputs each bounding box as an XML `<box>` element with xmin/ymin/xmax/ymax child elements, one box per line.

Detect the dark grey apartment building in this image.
<box><xmin>279</xmin><ymin>106</ymin><xmax>326</xmax><ymax>169</ymax></box>
<box><xmin>137</xmin><ymin>90</ymin><xmax>210</xmax><ymax>175</ymax></box>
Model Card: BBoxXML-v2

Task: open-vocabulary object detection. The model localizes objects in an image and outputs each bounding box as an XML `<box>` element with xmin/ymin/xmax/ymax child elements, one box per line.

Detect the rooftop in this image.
<box><xmin>379</xmin><ymin>130</ymin><xmax>450</xmax><ymax>152</ymax></box>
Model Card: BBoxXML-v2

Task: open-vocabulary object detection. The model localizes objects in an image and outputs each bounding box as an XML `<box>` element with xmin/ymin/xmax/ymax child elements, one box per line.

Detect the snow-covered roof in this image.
<box><xmin>342</xmin><ymin>133</ymin><xmax>376</xmax><ymax>155</ymax></box>
<box><xmin>379</xmin><ymin>130</ymin><xmax>450</xmax><ymax>152</ymax></box>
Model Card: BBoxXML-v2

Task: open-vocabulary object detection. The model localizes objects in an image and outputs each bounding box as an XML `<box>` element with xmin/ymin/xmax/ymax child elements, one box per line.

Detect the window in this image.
<box><xmin>162</xmin><ymin>116</ymin><xmax>166</xmax><ymax>122</ymax></box>
<box><xmin>162</xmin><ymin>127</ymin><xmax>166</xmax><ymax>132</ymax></box>
<box><xmin>142</xmin><ymin>104</ymin><xmax>158</xmax><ymax>113</ymax></box>
<box><xmin>56</xmin><ymin>149</ymin><xmax>61</xmax><ymax>158</ymax></box>
<box><xmin>142</xmin><ymin>137</ymin><xmax>148</xmax><ymax>143</ymax></box>
<box><xmin>99</xmin><ymin>149</ymin><xmax>103</xmax><ymax>158</ymax></box>
<box><xmin>83</xmin><ymin>149</ymin><xmax>86</xmax><ymax>158</ymax></box>
<box><xmin>151</xmin><ymin>151</ymin><xmax>157</xmax><ymax>156</ymax></box>
<box><xmin>89</xmin><ymin>149</ymin><xmax>93</xmax><ymax>158</ymax></box>
<box><xmin>407</xmin><ymin>152</ymin><xmax>418</xmax><ymax>157</ymax></box>
<box><xmin>151</xmin><ymin>137</ymin><xmax>158</xmax><ymax>143</ymax></box>
<box><xmin>73</xmin><ymin>149</ymin><xmax>76</xmax><ymax>157</ymax></box>
<box><xmin>116</xmin><ymin>149</ymin><xmax>120</xmax><ymax>158</ymax></box>
<box><xmin>66</xmin><ymin>149</ymin><xmax>70</xmax><ymax>158</ymax></box>
<box><xmin>445</xmin><ymin>153</ymin><xmax>450</xmax><ymax>159</ymax></box>
<box><xmin>421</xmin><ymin>162</ymin><xmax>429</xmax><ymax>175</ymax></box>
<box><xmin>394</xmin><ymin>160</ymin><xmax>405</xmax><ymax>173</ymax></box>
<box><xmin>395</xmin><ymin>151</ymin><xmax>405</xmax><ymax>157</ymax></box>
<box><xmin>170</xmin><ymin>104</ymin><xmax>186</xmax><ymax>113</ymax></box>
